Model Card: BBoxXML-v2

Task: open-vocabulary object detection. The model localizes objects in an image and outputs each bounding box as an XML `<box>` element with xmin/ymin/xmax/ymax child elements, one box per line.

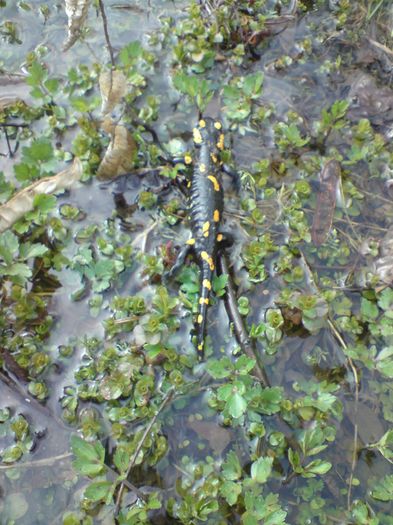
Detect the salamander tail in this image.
<box><xmin>195</xmin><ymin>263</ymin><xmax>212</xmax><ymax>360</ymax></box>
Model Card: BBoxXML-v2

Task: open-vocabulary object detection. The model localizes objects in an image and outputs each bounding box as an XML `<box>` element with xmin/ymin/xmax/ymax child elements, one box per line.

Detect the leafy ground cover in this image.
<box><xmin>1</xmin><ymin>0</ymin><xmax>393</xmax><ymax>523</ymax></box>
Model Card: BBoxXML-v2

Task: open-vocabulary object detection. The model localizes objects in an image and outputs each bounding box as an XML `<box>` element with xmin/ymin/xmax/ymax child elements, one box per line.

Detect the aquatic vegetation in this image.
<box><xmin>1</xmin><ymin>0</ymin><xmax>393</xmax><ymax>523</ymax></box>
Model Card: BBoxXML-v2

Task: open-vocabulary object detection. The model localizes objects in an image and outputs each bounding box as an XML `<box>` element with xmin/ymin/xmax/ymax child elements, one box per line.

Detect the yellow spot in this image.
<box><xmin>201</xmin><ymin>251</ymin><xmax>215</xmax><ymax>271</ymax></box>
<box><xmin>193</xmin><ymin>127</ymin><xmax>202</xmax><ymax>145</ymax></box>
<box><xmin>199</xmin><ymin>297</ymin><xmax>209</xmax><ymax>305</ymax></box>
<box><xmin>203</xmin><ymin>279</ymin><xmax>211</xmax><ymax>290</ymax></box>
<box><xmin>186</xmin><ymin>238</ymin><xmax>195</xmax><ymax>245</ymax></box>
<box><xmin>199</xmin><ymin>163</ymin><xmax>206</xmax><ymax>173</ymax></box>
<box><xmin>203</xmin><ymin>232</ymin><xmax>209</xmax><ymax>238</ymax></box>
<box><xmin>187</xmin><ymin>181</ymin><xmax>191</xmax><ymax>188</ymax></box>
<box><xmin>197</xmin><ymin>314</ymin><xmax>203</xmax><ymax>324</ymax></box>
<box><xmin>207</xmin><ymin>175</ymin><xmax>220</xmax><ymax>191</ymax></box>
<box><xmin>214</xmin><ymin>121</ymin><xmax>222</xmax><ymax>130</ymax></box>
<box><xmin>184</xmin><ymin>154</ymin><xmax>192</xmax><ymax>165</ymax></box>
<box><xmin>217</xmin><ymin>133</ymin><xmax>225</xmax><ymax>150</ymax></box>
<box><xmin>213</xmin><ymin>209</ymin><xmax>220</xmax><ymax>222</ymax></box>
<box><xmin>217</xmin><ymin>233</ymin><xmax>223</xmax><ymax>242</ymax></box>
<box><xmin>199</xmin><ymin>119</ymin><xmax>206</xmax><ymax>128</ymax></box>
<box><xmin>198</xmin><ymin>343</ymin><xmax>204</xmax><ymax>351</ymax></box>
<box><xmin>203</xmin><ymin>221</ymin><xmax>210</xmax><ymax>232</ymax></box>
<box><xmin>210</xmin><ymin>153</ymin><xmax>218</xmax><ymax>164</ymax></box>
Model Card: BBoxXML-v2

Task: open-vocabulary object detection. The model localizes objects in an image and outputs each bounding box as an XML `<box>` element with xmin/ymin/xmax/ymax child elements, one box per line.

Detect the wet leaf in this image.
<box><xmin>251</xmin><ymin>456</ymin><xmax>273</xmax><ymax>483</ymax></box>
<box><xmin>371</xmin><ymin>474</ymin><xmax>393</xmax><ymax>501</ymax></box>
<box><xmin>227</xmin><ymin>391</ymin><xmax>247</xmax><ymax>419</ymax></box>
<box><xmin>376</xmin><ymin>346</ymin><xmax>393</xmax><ymax>378</ymax></box>
<box><xmin>71</xmin><ymin>435</ymin><xmax>105</xmax><ymax>477</ymax></box>
<box><xmin>220</xmin><ymin>480</ymin><xmax>242</xmax><ymax>505</ymax></box>
<box><xmin>311</xmin><ymin>160</ymin><xmax>340</xmax><ymax>246</ymax></box>
<box><xmin>222</xmin><ymin>450</ymin><xmax>242</xmax><ymax>481</ymax></box>
<box><xmin>1</xmin><ymin>444</ymin><xmax>23</xmax><ymax>463</ymax></box>
<box><xmin>84</xmin><ymin>481</ymin><xmax>113</xmax><ymax>502</ymax></box>
<box><xmin>0</xmin><ymin>158</ymin><xmax>82</xmax><ymax>232</ymax></box>
<box><xmin>99</xmin><ymin>69</ymin><xmax>127</xmax><ymax>115</ymax></box>
<box><xmin>63</xmin><ymin>0</ymin><xmax>90</xmax><ymax>51</ymax></box>
<box><xmin>97</xmin><ymin>120</ymin><xmax>136</xmax><ymax>180</ymax></box>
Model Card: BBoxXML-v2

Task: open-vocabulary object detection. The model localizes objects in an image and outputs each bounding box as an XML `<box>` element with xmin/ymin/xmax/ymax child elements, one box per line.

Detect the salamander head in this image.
<box><xmin>193</xmin><ymin>117</ymin><xmax>224</xmax><ymax>152</ymax></box>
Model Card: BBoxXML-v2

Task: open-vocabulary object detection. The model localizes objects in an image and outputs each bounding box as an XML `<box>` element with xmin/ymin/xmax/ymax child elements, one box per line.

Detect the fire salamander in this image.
<box><xmin>173</xmin><ymin>117</ymin><xmax>225</xmax><ymax>359</ymax></box>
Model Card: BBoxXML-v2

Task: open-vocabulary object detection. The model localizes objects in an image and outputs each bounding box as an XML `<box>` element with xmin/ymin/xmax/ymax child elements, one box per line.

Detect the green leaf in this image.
<box><xmin>2</xmin><ymin>263</ymin><xmax>32</xmax><ymax>280</ymax></box>
<box><xmin>222</xmin><ymin>450</ymin><xmax>242</xmax><ymax>481</ymax></box>
<box><xmin>378</xmin><ymin>288</ymin><xmax>393</xmax><ymax>314</ymax></box>
<box><xmin>258</xmin><ymin>387</ymin><xmax>283</xmax><ymax>415</ymax></box>
<box><xmin>114</xmin><ymin>446</ymin><xmax>130</xmax><ymax>473</ymax></box>
<box><xmin>71</xmin><ymin>435</ymin><xmax>105</xmax><ymax>462</ymax></box>
<box><xmin>234</xmin><ymin>355</ymin><xmax>256</xmax><ymax>375</ymax></box>
<box><xmin>1</xmin><ymin>444</ymin><xmax>24</xmax><ymax>463</ymax></box>
<box><xmin>212</xmin><ymin>273</ymin><xmax>228</xmax><ymax>295</ymax></box>
<box><xmin>303</xmin><ymin>459</ymin><xmax>332</xmax><ymax>476</ymax></box>
<box><xmin>24</xmin><ymin>138</ymin><xmax>53</xmax><ymax>163</ymax></box>
<box><xmin>19</xmin><ymin>242</ymin><xmax>48</xmax><ymax>259</ymax></box>
<box><xmin>26</xmin><ymin>61</ymin><xmax>46</xmax><ymax>86</ymax></box>
<box><xmin>220</xmin><ymin>480</ymin><xmax>242</xmax><ymax>505</ymax></box>
<box><xmin>360</xmin><ymin>298</ymin><xmax>379</xmax><ymax>320</ymax></box>
<box><xmin>206</xmin><ymin>357</ymin><xmax>233</xmax><ymax>379</ymax></box>
<box><xmin>330</xmin><ymin>99</ymin><xmax>349</xmax><ymax>121</ymax></box>
<box><xmin>374</xmin><ymin>429</ymin><xmax>393</xmax><ymax>461</ymax></box>
<box><xmin>44</xmin><ymin>78</ymin><xmax>59</xmax><ymax>94</ymax></box>
<box><xmin>227</xmin><ymin>391</ymin><xmax>247</xmax><ymax>419</ymax></box>
<box><xmin>371</xmin><ymin>474</ymin><xmax>393</xmax><ymax>501</ymax></box>
<box><xmin>251</xmin><ymin>456</ymin><xmax>273</xmax><ymax>483</ymax></box>
<box><xmin>33</xmin><ymin>193</ymin><xmax>57</xmax><ymax>213</ymax></box>
<box><xmin>376</xmin><ymin>347</ymin><xmax>393</xmax><ymax>378</ymax></box>
<box><xmin>71</xmin><ymin>435</ymin><xmax>105</xmax><ymax>476</ymax></box>
<box><xmin>14</xmin><ymin>162</ymin><xmax>40</xmax><ymax>182</ymax></box>
<box><xmin>0</xmin><ymin>231</ymin><xmax>19</xmax><ymax>265</ymax></box>
<box><xmin>84</xmin><ymin>481</ymin><xmax>113</xmax><ymax>502</ymax></box>
<box><xmin>243</xmin><ymin>72</ymin><xmax>264</xmax><ymax>98</ymax></box>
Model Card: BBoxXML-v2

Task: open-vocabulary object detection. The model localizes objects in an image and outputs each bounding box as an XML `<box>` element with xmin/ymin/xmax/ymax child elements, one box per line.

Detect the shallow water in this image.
<box><xmin>1</xmin><ymin>0</ymin><xmax>393</xmax><ymax>523</ymax></box>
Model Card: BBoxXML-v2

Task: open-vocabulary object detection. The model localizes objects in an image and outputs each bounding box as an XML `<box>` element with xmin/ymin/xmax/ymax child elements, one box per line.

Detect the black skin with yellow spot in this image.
<box><xmin>188</xmin><ymin>118</ymin><xmax>224</xmax><ymax>358</ymax></box>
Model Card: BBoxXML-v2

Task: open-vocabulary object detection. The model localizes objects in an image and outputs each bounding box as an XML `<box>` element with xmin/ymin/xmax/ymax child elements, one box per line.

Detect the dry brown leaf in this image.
<box><xmin>99</xmin><ymin>70</ymin><xmax>127</xmax><ymax>115</ymax></box>
<box><xmin>63</xmin><ymin>0</ymin><xmax>90</xmax><ymax>51</ymax></box>
<box><xmin>97</xmin><ymin>119</ymin><xmax>136</xmax><ymax>180</ymax></box>
<box><xmin>0</xmin><ymin>158</ymin><xmax>83</xmax><ymax>233</ymax></box>
<box><xmin>311</xmin><ymin>160</ymin><xmax>341</xmax><ymax>246</ymax></box>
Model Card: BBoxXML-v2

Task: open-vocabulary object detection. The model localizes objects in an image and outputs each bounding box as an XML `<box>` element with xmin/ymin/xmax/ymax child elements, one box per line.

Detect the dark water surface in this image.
<box><xmin>1</xmin><ymin>0</ymin><xmax>393</xmax><ymax>523</ymax></box>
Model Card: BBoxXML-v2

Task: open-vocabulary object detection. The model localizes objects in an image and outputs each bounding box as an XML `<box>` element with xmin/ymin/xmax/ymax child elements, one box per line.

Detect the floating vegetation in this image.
<box><xmin>0</xmin><ymin>0</ymin><xmax>393</xmax><ymax>524</ymax></box>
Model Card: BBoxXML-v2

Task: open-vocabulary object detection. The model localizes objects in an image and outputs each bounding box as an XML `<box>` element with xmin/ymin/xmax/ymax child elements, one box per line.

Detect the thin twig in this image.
<box><xmin>114</xmin><ymin>388</ymin><xmax>175</xmax><ymax>515</ymax></box>
<box><xmin>327</xmin><ymin>318</ymin><xmax>359</xmax><ymax>511</ymax></box>
<box><xmin>0</xmin><ymin>452</ymin><xmax>72</xmax><ymax>470</ymax></box>
<box><xmin>98</xmin><ymin>0</ymin><xmax>115</xmax><ymax>67</ymax></box>
<box><xmin>217</xmin><ymin>251</ymin><xmax>270</xmax><ymax>387</ymax></box>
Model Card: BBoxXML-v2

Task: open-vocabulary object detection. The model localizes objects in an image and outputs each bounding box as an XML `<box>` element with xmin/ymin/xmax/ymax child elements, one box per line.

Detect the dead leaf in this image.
<box><xmin>311</xmin><ymin>160</ymin><xmax>341</xmax><ymax>246</ymax></box>
<box><xmin>97</xmin><ymin>119</ymin><xmax>136</xmax><ymax>180</ymax></box>
<box><xmin>63</xmin><ymin>0</ymin><xmax>90</xmax><ymax>51</ymax></box>
<box><xmin>188</xmin><ymin>419</ymin><xmax>232</xmax><ymax>454</ymax></box>
<box><xmin>0</xmin><ymin>158</ymin><xmax>83</xmax><ymax>232</ymax></box>
<box><xmin>99</xmin><ymin>70</ymin><xmax>127</xmax><ymax>115</ymax></box>
<box><xmin>346</xmin><ymin>401</ymin><xmax>385</xmax><ymax>445</ymax></box>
